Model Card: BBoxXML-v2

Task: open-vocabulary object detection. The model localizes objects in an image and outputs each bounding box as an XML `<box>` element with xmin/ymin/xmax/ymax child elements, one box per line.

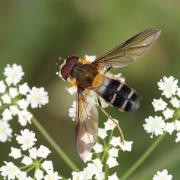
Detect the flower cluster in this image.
<box><xmin>70</xmin><ymin>118</ymin><xmax>133</xmax><ymax>179</ymax></box>
<box><xmin>143</xmin><ymin>76</ymin><xmax>180</xmax><ymax>141</ymax></box>
<box><xmin>153</xmin><ymin>169</ymin><xmax>172</xmax><ymax>180</ymax></box>
<box><xmin>0</xmin><ymin>64</ymin><xmax>49</xmax><ymax>142</ymax></box>
<box><xmin>0</xmin><ymin>129</ymin><xmax>61</xmax><ymax>180</ymax></box>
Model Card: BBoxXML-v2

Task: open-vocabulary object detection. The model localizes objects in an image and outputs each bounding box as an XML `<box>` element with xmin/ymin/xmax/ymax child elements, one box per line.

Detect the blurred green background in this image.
<box><xmin>0</xmin><ymin>0</ymin><xmax>180</xmax><ymax>179</ymax></box>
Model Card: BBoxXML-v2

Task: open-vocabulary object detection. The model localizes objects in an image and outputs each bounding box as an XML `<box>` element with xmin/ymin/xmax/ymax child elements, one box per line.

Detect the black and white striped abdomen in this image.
<box><xmin>95</xmin><ymin>77</ymin><xmax>140</xmax><ymax>112</ymax></box>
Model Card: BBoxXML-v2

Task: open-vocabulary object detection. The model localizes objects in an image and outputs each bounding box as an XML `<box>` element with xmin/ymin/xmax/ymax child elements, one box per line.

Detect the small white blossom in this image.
<box><xmin>2</xmin><ymin>108</ymin><xmax>13</xmax><ymax>121</ymax></box>
<box><xmin>19</xmin><ymin>82</ymin><xmax>30</xmax><ymax>95</ymax></box>
<box><xmin>16</xmin><ymin>171</ymin><xmax>27</xmax><ymax>180</ymax></box>
<box><xmin>21</xmin><ymin>156</ymin><xmax>33</xmax><ymax>165</ymax></box>
<box><xmin>9</xmin><ymin>87</ymin><xmax>18</xmax><ymax>98</ymax></box>
<box><xmin>37</xmin><ymin>145</ymin><xmax>51</xmax><ymax>158</ymax></box>
<box><xmin>107</xmin><ymin>157</ymin><xmax>118</xmax><ymax>168</ymax></box>
<box><xmin>4</xmin><ymin>64</ymin><xmax>24</xmax><ymax>86</ymax></box>
<box><xmin>9</xmin><ymin>105</ymin><xmax>20</xmax><ymax>116</ymax></box>
<box><xmin>158</xmin><ymin>76</ymin><xmax>178</xmax><ymax>98</ymax></box>
<box><xmin>9</xmin><ymin>147</ymin><xmax>22</xmax><ymax>159</ymax></box>
<box><xmin>98</xmin><ymin>128</ymin><xmax>108</xmax><ymax>139</ymax></box>
<box><xmin>72</xmin><ymin>171</ymin><xmax>84</xmax><ymax>180</ymax></box>
<box><xmin>44</xmin><ymin>171</ymin><xmax>61</xmax><ymax>180</ymax></box>
<box><xmin>0</xmin><ymin>120</ymin><xmax>12</xmax><ymax>142</ymax></box>
<box><xmin>16</xmin><ymin>129</ymin><xmax>37</xmax><ymax>150</ymax></box>
<box><xmin>143</xmin><ymin>116</ymin><xmax>165</xmax><ymax>137</ymax></box>
<box><xmin>35</xmin><ymin>169</ymin><xmax>44</xmax><ymax>180</ymax></box>
<box><xmin>110</xmin><ymin>136</ymin><xmax>121</xmax><ymax>147</ymax></box>
<box><xmin>79</xmin><ymin>151</ymin><xmax>93</xmax><ymax>162</ymax></box>
<box><xmin>93</xmin><ymin>143</ymin><xmax>103</xmax><ymax>153</ymax></box>
<box><xmin>175</xmin><ymin>120</ymin><xmax>180</xmax><ymax>131</ymax></box>
<box><xmin>177</xmin><ymin>88</ymin><xmax>180</xmax><ymax>98</ymax></box>
<box><xmin>104</xmin><ymin>118</ymin><xmax>117</xmax><ymax>131</ymax></box>
<box><xmin>170</xmin><ymin>97</ymin><xmax>180</xmax><ymax>108</ymax></box>
<box><xmin>152</xmin><ymin>98</ymin><xmax>167</xmax><ymax>111</ymax></box>
<box><xmin>1</xmin><ymin>93</ymin><xmax>11</xmax><ymax>104</ymax></box>
<box><xmin>108</xmin><ymin>147</ymin><xmax>119</xmax><ymax>158</ymax></box>
<box><xmin>0</xmin><ymin>80</ymin><xmax>6</xmax><ymax>93</ymax></box>
<box><xmin>42</xmin><ymin>160</ymin><xmax>54</xmax><ymax>171</ymax></box>
<box><xmin>17</xmin><ymin>99</ymin><xmax>29</xmax><ymax>110</ymax></box>
<box><xmin>164</xmin><ymin>122</ymin><xmax>175</xmax><ymax>135</ymax></box>
<box><xmin>18</xmin><ymin>110</ymin><xmax>32</xmax><ymax>126</ymax></box>
<box><xmin>29</xmin><ymin>147</ymin><xmax>38</xmax><ymax>159</ymax></box>
<box><xmin>119</xmin><ymin>140</ymin><xmax>133</xmax><ymax>152</ymax></box>
<box><xmin>0</xmin><ymin>162</ymin><xmax>20</xmax><ymax>179</ymax></box>
<box><xmin>68</xmin><ymin>101</ymin><xmax>76</xmax><ymax>121</ymax></box>
<box><xmin>27</xmin><ymin>87</ymin><xmax>49</xmax><ymax>108</ymax></box>
<box><xmin>153</xmin><ymin>169</ymin><xmax>172</xmax><ymax>180</ymax></box>
<box><xmin>108</xmin><ymin>172</ymin><xmax>119</xmax><ymax>180</ymax></box>
<box><xmin>175</xmin><ymin>132</ymin><xmax>180</xmax><ymax>142</ymax></box>
<box><xmin>163</xmin><ymin>108</ymin><xmax>174</xmax><ymax>120</ymax></box>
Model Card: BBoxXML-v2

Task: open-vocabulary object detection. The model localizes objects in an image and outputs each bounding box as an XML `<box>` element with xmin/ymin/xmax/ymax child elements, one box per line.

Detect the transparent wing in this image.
<box><xmin>94</xmin><ymin>29</ymin><xmax>161</xmax><ymax>68</ymax></box>
<box><xmin>75</xmin><ymin>89</ymin><xmax>98</xmax><ymax>161</ymax></box>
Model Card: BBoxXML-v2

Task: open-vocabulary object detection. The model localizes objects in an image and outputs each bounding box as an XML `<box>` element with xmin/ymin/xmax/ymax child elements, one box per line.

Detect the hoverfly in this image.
<box><xmin>58</xmin><ymin>29</ymin><xmax>161</xmax><ymax>160</ymax></box>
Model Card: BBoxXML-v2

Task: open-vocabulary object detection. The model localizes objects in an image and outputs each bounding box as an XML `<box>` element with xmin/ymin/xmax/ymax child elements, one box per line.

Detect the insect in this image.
<box><xmin>58</xmin><ymin>29</ymin><xmax>161</xmax><ymax>160</ymax></box>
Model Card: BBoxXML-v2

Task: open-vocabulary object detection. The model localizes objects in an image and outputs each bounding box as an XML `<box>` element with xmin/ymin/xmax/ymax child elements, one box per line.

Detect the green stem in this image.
<box><xmin>32</xmin><ymin>117</ymin><xmax>79</xmax><ymax>171</ymax></box>
<box><xmin>121</xmin><ymin>133</ymin><xmax>167</xmax><ymax>180</ymax></box>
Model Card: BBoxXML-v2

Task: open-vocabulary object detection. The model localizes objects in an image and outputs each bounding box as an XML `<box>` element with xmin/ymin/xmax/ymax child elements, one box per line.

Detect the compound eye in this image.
<box><xmin>61</xmin><ymin>56</ymin><xmax>79</xmax><ymax>80</ymax></box>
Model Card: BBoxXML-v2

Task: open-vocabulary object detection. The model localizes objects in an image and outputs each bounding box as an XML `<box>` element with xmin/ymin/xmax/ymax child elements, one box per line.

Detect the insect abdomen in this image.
<box><xmin>95</xmin><ymin>78</ymin><xmax>140</xmax><ymax>112</ymax></box>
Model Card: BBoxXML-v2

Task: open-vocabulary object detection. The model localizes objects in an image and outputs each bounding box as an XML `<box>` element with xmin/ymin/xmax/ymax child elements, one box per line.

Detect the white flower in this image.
<box><xmin>93</xmin><ymin>143</ymin><xmax>103</xmax><ymax>153</ymax></box>
<box><xmin>68</xmin><ymin>101</ymin><xmax>76</xmax><ymax>121</ymax></box>
<box><xmin>16</xmin><ymin>171</ymin><xmax>27</xmax><ymax>179</ymax></box>
<box><xmin>85</xmin><ymin>55</ymin><xmax>96</xmax><ymax>62</ymax></box>
<box><xmin>158</xmin><ymin>76</ymin><xmax>178</xmax><ymax>98</ymax></box>
<box><xmin>104</xmin><ymin>118</ymin><xmax>117</xmax><ymax>131</ymax></box>
<box><xmin>19</xmin><ymin>83</ymin><xmax>30</xmax><ymax>95</ymax></box>
<box><xmin>66</xmin><ymin>86</ymin><xmax>77</xmax><ymax>95</ymax></box>
<box><xmin>9</xmin><ymin>87</ymin><xmax>18</xmax><ymax>98</ymax></box>
<box><xmin>119</xmin><ymin>140</ymin><xmax>133</xmax><ymax>152</ymax></box>
<box><xmin>17</xmin><ymin>99</ymin><xmax>29</xmax><ymax>110</ymax></box>
<box><xmin>177</xmin><ymin>88</ymin><xmax>180</xmax><ymax>98</ymax></box>
<box><xmin>95</xmin><ymin>172</ymin><xmax>105</xmax><ymax>180</ymax></box>
<box><xmin>108</xmin><ymin>172</ymin><xmax>119</xmax><ymax>180</ymax></box>
<box><xmin>170</xmin><ymin>97</ymin><xmax>180</xmax><ymax>108</ymax></box>
<box><xmin>143</xmin><ymin>116</ymin><xmax>165</xmax><ymax>137</ymax></box>
<box><xmin>4</xmin><ymin>64</ymin><xmax>24</xmax><ymax>86</ymax></box>
<box><xmin>153</xmin><ymin>169</ymin><xmax>172</xmax><ymax>180</ymax></box>
<box><xmin>107</xmin><ymin>157</ymin><xmax>118</xmax><ymax>168</ymax></box>
<box><xmin>0</xmin><ymin>120</ymin><xmax>12</xmax><ymax>142</ymax></box>
<box><xmin>37</xmin><ymin>145</ymin><xmax>51</xmax><ymax>158</ymax></box>
<box><xmin>98</xmin><ymin>128</ymin><xmax>108</xmax><ymax>139</ymax></box>
<box><xmin>29</xmin><ymin>147</ymin><xmax>38</xmax><ymax>159</ymax></box>
<box><xmin>152</xmin><ymin>98</ymin><xmax>167</xmax><ymax>111</ymax></box>
<box><xmin>0</xmin><ymin>80</ymin><xmax>6</xmax><ymax>93</ymax></box>
<box><xmin>108</xmin><ymin>147</ymin><xmax>119</xmax><ymax>158</ymax></box>
<box><xmin>163</xmin><ymin>108</ymin><xmax>174</xmax><ymax>120</ymax></box>
<box><xmin>90</xmin><ymin>159</ymin><xmax>103</xmax><ymax>175</ymax></box>
<box><xmin>175</xmin><ymin>132</ymin><xmax>180</xmax><ymax>143</ymax></box>
<box><xmin>18</xmin><ymin>110</ymin><xmax>32</xmax><ymax>126</ymax></box>
<box><xmin>35</xmin><ymin>169</ymin><xmax>44</xmax><ymax>180</ymax></box>
<box><xmin>164</xmin><ymin>123</ymin><xmax>175</xmax><ymax>135</ymax></box>
<box><xmin>21</xmin><ymin>156</ymin><xmax>33</xmax><ymax>165</ymax></box>
<box><xmin>27</xmin><ymin>87</ymin><xmax>49</xmax><ymax>108</ymax></box>
<box><xmin>175</xmin><ymin>120</ymin><xmax>180</xmax><ymax>131</ymax></box>
<box><xmin>72</xmin><ymin>171</ymin><xmax>84</xmax><ymax>180</ymax></box>
<box><xmin>9</xmin><ymin>105</ymin><xmax>20</xmax><ymax>116</ymax></box>
<box><xmin>9</xmin><ymin>147</ymin><xmax>22</xmax><ymax>159</ymax></box>
<box><xmin>42</xmin><ymin>160</ymin><xmax>54</xmax><ymax>171</ymax></box>
<box><xmin>0</xmin><ymin>162</ymin><xmax>20</xmax><ymax>179</ymax></box>
<box><xmin>110</xmin><ymin>136</ymin><xmax>121</xmax><ymax>147</ymax></box>
<box><xmin>1</xmin><ymin>93</ymin><xmax>11</xmax><ymax>104</ymax></box>
<box><xmin>2</xmin><ymin>108</ymin><xmax>13</xmax><ymax>121</ymax></box>
<box><xmin>16</xmin><ymin>129</ymin><xmax>37</xmax><ymax>150</ymax></box>
<box><xmin>79</xmin><ymin>151</ymin><xmax>93</xmax><ymax>162</ymax></box>
<box><xmin>45</xmin><ymin>171</ymin><xmax>61</xmax><ymax>180</ymax></box>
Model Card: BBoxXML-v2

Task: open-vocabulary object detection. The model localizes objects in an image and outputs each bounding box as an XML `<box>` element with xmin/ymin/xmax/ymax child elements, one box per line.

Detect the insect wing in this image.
<box><xmin>76</xmin><ymin>90</ymin><xmax>98</xmax><ymax>161</ymax></box>
<box><xmin>94</xmin><ymin>29</ymin><xmax>161</xmax><ymax>68</ymax></box>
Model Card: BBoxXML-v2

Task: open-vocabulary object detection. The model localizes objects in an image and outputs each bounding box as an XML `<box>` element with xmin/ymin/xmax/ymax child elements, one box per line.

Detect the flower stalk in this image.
<box><xmin>32</xmin><ymin>116</ymin><xmax>79</xmax><ymax>171</ymax></box>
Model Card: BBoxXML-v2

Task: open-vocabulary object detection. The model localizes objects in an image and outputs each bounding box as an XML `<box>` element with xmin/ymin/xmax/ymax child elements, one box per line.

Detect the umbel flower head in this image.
<box><xmin>0</xmin><ymin>129</ymin><xmax>62</xmax><ymax>180</ymax></box>
<box><xmin>143</xmin><ymin>76</ymin><xmax>180</xmax><ymax>142</ymax></box>
<box><xmin>0</xmin><ymin>64</ymin><xmax>49</xmax><ymax>143</ymax></box>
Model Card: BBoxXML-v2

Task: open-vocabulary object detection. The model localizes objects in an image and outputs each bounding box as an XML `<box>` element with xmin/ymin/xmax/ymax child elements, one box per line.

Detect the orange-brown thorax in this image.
<box><xmin>71</xmin><ymin>63</ymin><xmax>104</xmax><ymax>90</ymax></box>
